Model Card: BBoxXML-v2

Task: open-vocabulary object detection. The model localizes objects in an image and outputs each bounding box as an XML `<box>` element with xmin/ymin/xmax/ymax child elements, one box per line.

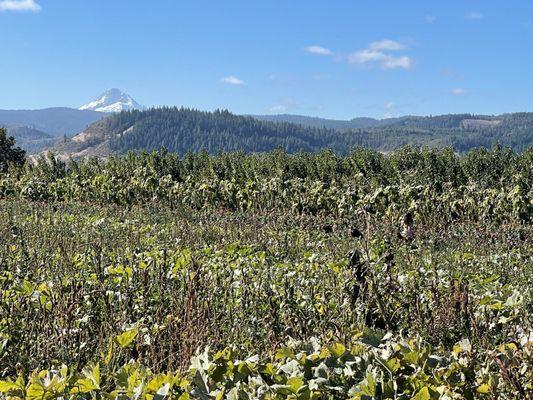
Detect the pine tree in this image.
<box><xmin>0</xmin><ymin>127</ymin><xmax>26</xmax><ymax>172</ymax></box>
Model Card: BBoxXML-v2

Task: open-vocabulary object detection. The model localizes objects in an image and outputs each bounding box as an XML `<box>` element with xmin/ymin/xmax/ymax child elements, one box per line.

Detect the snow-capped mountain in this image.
<box><xmin>79</xmin><ymin>89</ymin><xmax>145</xmax><ymax>113</ymax></box>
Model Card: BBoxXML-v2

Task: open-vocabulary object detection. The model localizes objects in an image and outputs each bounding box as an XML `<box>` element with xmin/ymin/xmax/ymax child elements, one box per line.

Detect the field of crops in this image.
<box><xmin>0</xmin><ymin>147</ymin><xmax>531</xmax><ymax>399</ymax></box>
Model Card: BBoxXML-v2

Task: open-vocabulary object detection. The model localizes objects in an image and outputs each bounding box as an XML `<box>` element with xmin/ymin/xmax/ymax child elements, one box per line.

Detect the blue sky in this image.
<box><xmin>1</xmin><ymin>0</ymin><xmax>532</xmax><ymax>119</ymax></box>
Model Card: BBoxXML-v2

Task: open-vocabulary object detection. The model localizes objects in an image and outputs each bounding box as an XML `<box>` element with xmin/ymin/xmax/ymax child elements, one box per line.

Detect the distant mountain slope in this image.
<box><xmin>383</xmin><ymin>114</ymin><xmax>500</xmax><ymax>129</ymax></box>
<box><xmin>80</xmin><ymin>89</ymin><xmax>145</xmax><ymax>112</ymax></box>
<box><xmin>251</xmin><ymin>114</ymin><xmax>405</xmax><ymax>129</ymax></box>
<box><xmin>5</xmin><ymin>124</ymin><xmax>52</xmax><ymax>141</ymax></box>
<box><xmin>252</xmin><ymin>113</ymin><xmax>507</xmax><ymax>130</ymax></box>
<box><xmin>3</xmin><ymin>124</ymin><xmax>56</xmax><ymax>153</ymax></box>
<box><xmin>40</xmin><ymin>108</ymin><xmax>533</xmax><ymax>160</ymax></box>
<box><xmin>0</xmin><ymin>107</ymin><xmax>106</xmax><ymax>137</ymax></box>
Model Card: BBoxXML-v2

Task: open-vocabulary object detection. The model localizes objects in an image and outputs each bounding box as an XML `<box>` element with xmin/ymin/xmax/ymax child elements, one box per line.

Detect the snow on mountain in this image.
<box><xmin>79</xmin><ymin>89</ymin><xmax>145</xmax><ymax>113</ymax></box>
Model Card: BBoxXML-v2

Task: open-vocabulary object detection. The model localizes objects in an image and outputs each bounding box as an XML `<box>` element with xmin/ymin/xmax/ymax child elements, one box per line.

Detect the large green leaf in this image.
<box><xmin>0</xmin><ymin>381</ymin><xmax>19</xmax><ymax>392</ymax></box>
<box><xmin>115</xmin><ymin>327</ymin><xmax>139</xmax><ymax>348</ymax></box>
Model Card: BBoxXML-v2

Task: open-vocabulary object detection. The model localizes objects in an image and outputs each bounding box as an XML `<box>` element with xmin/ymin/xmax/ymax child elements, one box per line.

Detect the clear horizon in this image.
<box><xmin>1</xmin><ymin>0</ymin><xmax>532</xmax><ymax>119</ymax></box>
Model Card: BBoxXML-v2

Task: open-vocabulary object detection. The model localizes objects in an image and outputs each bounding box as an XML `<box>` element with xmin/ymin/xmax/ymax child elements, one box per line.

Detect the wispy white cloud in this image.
<box><xmin>267</xmin><ymin>98</ymin><xmax>300</xmax><ymax>113</ymax></box>
<box><xmin>349</xmin><ymin>40</ymin><xmax>412</xmax><ymax>70</ymax></box>
<box><xmin>465</xmin><ymin>12</ymin><xmax>484</xmax><ymax>20</ymax></box>
<box><xmin>381</xmin><ymin>56</ymin><xmax>412</xmax><ymax>70</ymax></box>
<box><xmin>267</xmin><ymin>105</ymin><xmax>289</xmax><ymax>113</ymax></box>
<box><xmin>220</xmin><ymin>76</ymin><xmax>245</xmax><ymax>86</ymax></box>
<box><xmin>349</xmin><ymin>49</ymin><xmax>387</xmax><ymax>64</ymax></box>
<box><xmin>381</xmin><ymin>102</ymin><xmax>397</xmax><ymax>118</ymax></box>
<box><xmin>0</xmin><ymin>0</ymin><xmax>41</xmax><ymax>12</ymax></box>
<box><xmin>369</xmin><ymin>39</ymin><xmax>405</xmax><ymax>51</ymax></box>
<box><xmin>425</xmin><ymin>15</ymin><xmax>436</xmax><ymax>24</ymax></box>
<box><xmin>305</xmin><ymin>45</ymin><xmax>332</xmax><ymax>56</ymax></box>
<box><xmin>452</xmin><ymin>88</ymin><xmax>468</xmax><ymax>96</ymax></box>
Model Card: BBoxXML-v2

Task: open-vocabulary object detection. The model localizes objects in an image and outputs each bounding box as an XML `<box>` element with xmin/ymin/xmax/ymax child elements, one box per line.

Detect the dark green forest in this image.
<box><xmin>88</xmin><ymin>108</ymin><xmax>533</xmax><ymax>155</ymax></box>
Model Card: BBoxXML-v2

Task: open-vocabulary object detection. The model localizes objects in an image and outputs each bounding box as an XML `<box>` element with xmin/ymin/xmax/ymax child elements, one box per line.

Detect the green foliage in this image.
<box><xmin>0</xmin><ymin>336</ymin><xmax>530</xmax><ymax>399</ymax></box>
<box><xmin>1</xmin><ymin>147</ymin><xmax>531</xmax><ymax>223</ymax></box>
<box><xmin>0</xmin><ymin>147</ymin><xmax>530</xmax><ymax>399</ymax></box>
<box><xmin>0</xmin><ymin>128</ymin><xmax>25</xmax><ymax>173</ymax></box>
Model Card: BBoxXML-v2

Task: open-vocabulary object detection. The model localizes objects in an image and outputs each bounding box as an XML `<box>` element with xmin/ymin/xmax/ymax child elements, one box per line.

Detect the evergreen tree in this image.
<box><xmin>0</xmin><ymin>127</ymin><xmax>25</xmax><ymax>172</ymax></box>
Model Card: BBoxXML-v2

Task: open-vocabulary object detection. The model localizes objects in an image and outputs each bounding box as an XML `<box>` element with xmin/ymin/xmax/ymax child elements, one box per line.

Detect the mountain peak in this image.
<box><xmin>79</xmin><ymin>89</ymin><xmax>145</xmax><ymax>113</ymax></box>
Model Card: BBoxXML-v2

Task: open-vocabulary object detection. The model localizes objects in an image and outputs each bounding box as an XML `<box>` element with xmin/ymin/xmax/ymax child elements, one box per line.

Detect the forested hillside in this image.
<box><xmin>254</xmin><ymin>112</ymin><xmax>533</xmax><ymax>152</ymax></box>
<box><xmin>251</xmin><ymin>114</ymin><xmax>402</xmax><ymax>129</ymax></box>
<box><xmin>45</xmin><ymin>107</ymin><xmax>533</xmax><ymax>159</ymax></box>
<box><xmin>3</xmin><ymin>124</ymin><xmax>55</xmax><ymax>153</ymax></box>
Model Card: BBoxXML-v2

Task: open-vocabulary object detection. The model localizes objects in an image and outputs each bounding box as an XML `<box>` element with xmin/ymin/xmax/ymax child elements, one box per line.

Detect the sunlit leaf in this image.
<box><xmin>115</xmin><ymin>327</ymin><xmax>139</xmax><ymax>348</ymax></box>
